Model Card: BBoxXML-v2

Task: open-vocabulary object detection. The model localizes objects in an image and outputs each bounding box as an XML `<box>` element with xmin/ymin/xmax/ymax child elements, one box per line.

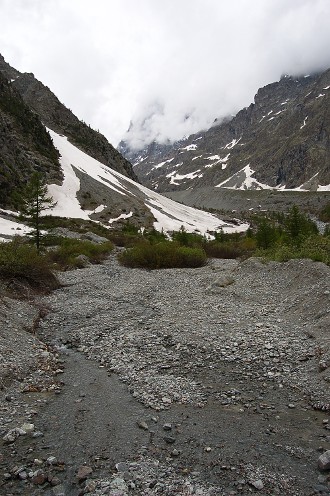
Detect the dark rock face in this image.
<box><xmin>121</xmin><ymin>71</ymin><xmax>330</xmax><ymax>192</ymax></box>
<box><xmin>0</xmin><ymin>71</ymin><xmax>62</xmax><ymax>207</ymax></box>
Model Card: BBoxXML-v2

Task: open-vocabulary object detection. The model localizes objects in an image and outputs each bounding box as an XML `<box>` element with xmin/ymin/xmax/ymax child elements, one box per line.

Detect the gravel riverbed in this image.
<box><xmin>0</xmin><ymin>254</ymin><xmax>329</xmax><ymax>495</ymax></box>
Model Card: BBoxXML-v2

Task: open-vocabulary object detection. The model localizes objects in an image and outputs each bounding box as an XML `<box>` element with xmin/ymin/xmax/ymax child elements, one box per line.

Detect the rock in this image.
<box><xmin>75</xmin><ymin>254</ymin><xmax>91</xmax><ymax>267</ymax></box>
<box><xmin>32</xmin><ymin>470</ymin><xmax>47</xmax><ymax>485</ymax></box>
<box><xmin>109</xmin><ymin>477</ymin><xmax>129</xmax><ymax>494</ymax></box>
<box><xmin>116</xmin><ymin>462</ymin><xmax>129</xmax><ymax>472</ymax></box>
<box><xmin>164</xmin><ymin>436</ymin><xmax>176</xmax><ymax>444</ymax></box>
<box><xmin>85</xmin><ymin>479</ymin><xmax>97</xmax><ymax>492</ymax></box>
<box><xmin>251</xmin><ymin>479</ymin><xmax>264</xmax><ymax>490</ymax></box>
<box><xmin>137</xmin><ymin>419</ymin><xmax>149</xmax><ymax>430</ymax></box>
<box><xmin>319</xmin><ymin>361</ymin><xmax>328</xmax><ymax>372</ymax></box>
<box><xmin>47</xmin><ymin>456</ymin><xmax>58</xmax><ymax>465</ymax></box>
<box><xmin>3</xmin><ymin>429</ymin><xmax>19</xmax><ymax>443</ymax></box>
<box><xmin>20</xmin><ymin>422</ymin><xmax>34</xmax><ymax>434</ymax></box>
<box><xmin>51</xmin><ymin>484</ymin><xmax>67</xmax><ymax>496</ymax></box>
<box><xmin>163</xmin><ymin>423</ymin><xmax>172</xmax><ymax>431</ymax></box>
<box><xmin>76</xmin><ymin>465</ymin><xmax>93</xmax><ymax>481</ymax></box>
<box><xmin>213</xmin><ymin>276</ymin><xmax>235</xmax><ymax>288</ymax></box>
<box><xmin>81</xmin><ymin>232</ymin><xmax>109</xmax><ymax>244</ymax></box>
<box><xmin>318</xmin><ymin>450</ymin><xmax>330</xmax><ymax>471</ymax></box>
<box><xmin>171</xmin><ymin>449</ymin><xmax>180</xmax><ymax>457</ymax></box>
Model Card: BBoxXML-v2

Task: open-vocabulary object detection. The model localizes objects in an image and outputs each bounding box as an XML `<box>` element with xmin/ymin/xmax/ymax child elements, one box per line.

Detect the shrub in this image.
<box><xmin>46</xmin><ymin>238</ymin><xmax>114</xmax><ymax>269</ymax></box>
<box><xmin>319</xmin><ymin>202</ymin><xmax>330</xmax><ymax>222</ymax></box>
<box><xmin>256</xmin><ymin>235</ymin><xmax>330</xmax><ymax>265</ymax></box>
<box><xmin>0</xmin><ymin>238</ymin><xmax>60</xmax><ymax>291</ymax></box>
<box><xmin>118</xmin><ymin>241</ymin><xmax>207</xmax><ymax>269</ymax></box>
<box><xmin>204</xmin><ymin>238</ymin><xmax>256</xmax><ymax>259</ymax></box>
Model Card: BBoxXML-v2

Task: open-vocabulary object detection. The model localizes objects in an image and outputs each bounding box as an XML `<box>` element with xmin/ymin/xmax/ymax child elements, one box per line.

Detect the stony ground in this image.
<box><xmin>0</xmin><ymin>253</ymin><xmax>329</xmax><ymax>495</ymax></box>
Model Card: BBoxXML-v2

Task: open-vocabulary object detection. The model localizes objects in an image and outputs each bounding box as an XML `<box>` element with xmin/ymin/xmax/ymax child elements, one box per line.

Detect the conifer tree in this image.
<box><xmin>15</xmin><ymin>171</ymin><xmax>57</xmax><ymax>251</ymax></box>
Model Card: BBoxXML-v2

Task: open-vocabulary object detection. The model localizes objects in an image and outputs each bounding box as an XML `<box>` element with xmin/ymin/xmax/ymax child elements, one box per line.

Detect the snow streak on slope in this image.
<box><xmin>48</xmin><ymin>130</ymin><xmax>247</xmax><ymax>235</ymax></box>
<box><xmin>216</xmin><ymin>165</ymin><xmax>272</xmax><ymax>190</ymax></box>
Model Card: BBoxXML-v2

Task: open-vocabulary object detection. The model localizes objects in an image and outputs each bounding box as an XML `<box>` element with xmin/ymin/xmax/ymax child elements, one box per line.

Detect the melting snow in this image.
<box><xmin>0</xmin><ymin>217</ymin><xmax>32</xmax><ymax>242</ymax></box>
<box><xmin>300</xmin><ymin>116</ymin><xmax>308</xmax><ymax>129</ymax></box>
<box><xmin>148</xmin><ymin>158</ymin><xmax>174</xmax><ymax>173</ymax></box>
<box><xmin>323</xmin><ymin>86</ymin><xmax>330</xmax><ymax>90</ymax></box>
<box><xmin>108</xmin><ymin>212</ymin><xmax>133</xmax><ymax>224</ymax></box>
<box><xmin>192</xmin><ymin>155</ymin><xmax>203</xmax><ymax>161</ymax></box>
<box><xmin>180</xmin><ymin>144</ymin><xmax>198</xmax><ymax>151</ymax></box>
<box><xmin>223</xmin><ymin>138</ymin><xmax>241</xmax><ymax>150</ymax></box>
<box><xmin>204</xmin><ymin>153</ymin><xmax>230</xmax><ymax>169</ymax></box>
<box><xmin>166</xmin><ymin>170</ymin><xmax>203</xmax><ymax>185</ymax></box>
<box><xmin>316</xmin><ymin>93</ymin><xmax>325</xmax><ymax>99</ymax></box>
<box><xmin>45</xmin><ymin>130</ymin><xmax>244</xmax><ymax>235</ymax></box>
<box><xmin>216</xmin><ymin>165</ymin><xmax>272</xmax><ymax>190</ymax></box>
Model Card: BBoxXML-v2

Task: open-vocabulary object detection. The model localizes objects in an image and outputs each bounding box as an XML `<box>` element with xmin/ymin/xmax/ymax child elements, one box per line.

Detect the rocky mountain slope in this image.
<box><xmin>0</xmin><ymin>54</ymin><xmax>137</xmax><ymax>183</ymax></box>
<box><xmin>0</xmin><ymin>54</ymin><xmax>245</xmax><ymax>235</ymax></box>
<box><xmin>120</xmin><ymin>70</ymin><xmax>330</xmax><ymax>193</ymax></box>
<box><xmin>0</xmin><ymin>71</ymin><xmax>62</xmax><ymax>208</ymax></box>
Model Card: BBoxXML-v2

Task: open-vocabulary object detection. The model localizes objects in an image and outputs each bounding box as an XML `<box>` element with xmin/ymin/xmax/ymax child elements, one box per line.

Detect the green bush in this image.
<box><xmin>46</xmin><ymin>238</ymin><xmax>114</xmax><ymax>269</ymax></box>
<box><xmin>0</xmin><ymin>238</ymin><xmax>60</xmax><ymax>291</ymax></box>
<box><xmin>204</xmin><ymin>238</ymin><xmax>256</xmax><ymax>259</ymax></box>
<box><xmin>118</xmin><ymin>241</ymin><xmax>207</xmax><ymax>269</ymax></box>
<box><xmin>256</xmin><ymin>235</ymin><xmax>330</xmax><ymax>265</ymax></box>
<box><xmin>319</xmin><ymin>202</ymin><xmax>330</xmax><ymax>222</ymax></box>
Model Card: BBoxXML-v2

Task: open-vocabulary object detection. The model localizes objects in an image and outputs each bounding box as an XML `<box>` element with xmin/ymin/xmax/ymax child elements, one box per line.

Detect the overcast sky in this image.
<box><xmin>1</xmin><ymin>0</ymin><xmax>330</xmax><ymax>149</ymax></box>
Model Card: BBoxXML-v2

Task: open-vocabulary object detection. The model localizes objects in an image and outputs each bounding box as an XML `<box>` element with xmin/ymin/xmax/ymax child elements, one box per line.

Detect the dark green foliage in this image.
<box><xmin>14</xmin><ymin>172</ymin><xmax>57</xmax><ymax>251</ymax></box>
<box><xmin>0</xmin><ymin>74</ymin><xmax>59</xmax><ymax>163</ymax></box>
<box><xmin>252</xmin><ymin>206</ymin><xmax>329</xmax><ymax>265</ymax></box>
<box><xmin>319</xmin><ymin>202</ymin><xmax>330</xmax><ymax>222</ymax></box>
<box><xmin>284</xmin><ymin>205</ymin><xmax>318</xmax><ymax>246</ymax></box>
<box><xmin>203</xmin><ymin>238</ymin><xmax>256</xmax><ymax>259</ymax></box>
<box><xmin>172</xmin><ymin>226</ymin><xmax>205</xmax><ymax>247</ymax></box>
<box><xmin>0</xmin><ymin>238</ymin><xmax>60</xmax><ymax>291</ymax></box>
<box><xmin>46</xmin><ymin>238</ymin><xmax>114</xmax><ymax>269</ymax></box>
<box><xmin>118</xmin><ymin>241</ymin><xmax>207</xmax><ymax>269</ymax></box>
<box><xmin>256</xmin><ymin>218</ymin><xmax>278</xmax><ymax>249</ymax></box>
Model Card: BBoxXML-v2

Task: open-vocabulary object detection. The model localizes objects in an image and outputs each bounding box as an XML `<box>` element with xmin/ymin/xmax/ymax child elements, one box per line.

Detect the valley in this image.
<box><xmin>0</xmin><ymin>253</ymin><xmax>329</xmax><ymax>495</ymax></box>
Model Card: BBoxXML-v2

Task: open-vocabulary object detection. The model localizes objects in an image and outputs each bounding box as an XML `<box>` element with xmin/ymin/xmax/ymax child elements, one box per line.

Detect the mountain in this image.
<box><xmin>0</xmin><ymin>54</ymin><xmax>137</xmax><ymax>184</ymax></box>
<box><xmin>119</xmin><ymin>70</ymin><xmax>330</xmax><ymax>194</ymax></box>
<box><xmin>0</xmin><ymin>54</ymin><xmax>244</xmax><ymax>239</ymax></box>
<box><xmin>0</xmin><ymin>70</ymin><xmax>62</xmax><ymax>208</ymax></box>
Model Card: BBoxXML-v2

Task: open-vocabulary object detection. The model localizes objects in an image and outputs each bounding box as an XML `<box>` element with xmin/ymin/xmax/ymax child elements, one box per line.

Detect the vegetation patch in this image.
<box><xmin>118</xmin><ymin>241</ymin><xmax>207</xmax><ymax>269</ymax></box>
<box><xmin>46</xmin><ymin>238</ymin><xmax>114</xmax><ymax>269</ymax></box>
<box><xmin>0</xmin><ymin>238</ymin><xmax>60</xmax><ymax>292</ymax></box>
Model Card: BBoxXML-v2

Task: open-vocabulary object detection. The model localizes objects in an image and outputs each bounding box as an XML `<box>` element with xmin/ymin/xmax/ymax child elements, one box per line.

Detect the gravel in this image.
<box><xmin>0</xmin><ymin>253</ymin><xmax>329</xmax><ymax>495</ymax></box>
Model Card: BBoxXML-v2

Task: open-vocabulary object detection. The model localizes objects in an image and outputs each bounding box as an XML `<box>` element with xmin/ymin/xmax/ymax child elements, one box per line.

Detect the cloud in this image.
<box><xmin>1</xmin><ymin>0</ymin><xmax>330</xmax><ymax>148</ymax></box>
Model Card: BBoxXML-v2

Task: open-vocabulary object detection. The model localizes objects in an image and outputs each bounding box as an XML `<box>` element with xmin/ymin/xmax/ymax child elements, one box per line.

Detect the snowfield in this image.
<box><xmin>0</xmin><ymin>130</ymin><xmax>248</xmax><ymax>240</ymax></box>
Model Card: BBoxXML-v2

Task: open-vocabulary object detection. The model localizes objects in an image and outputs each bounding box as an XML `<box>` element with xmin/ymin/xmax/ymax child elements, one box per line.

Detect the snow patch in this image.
<box><xmin>166</xmin><ymin>169</ymin><xmax>203</xmax><ymax>185</ymax></box>
<box><xmin>108</xmin><ymin>212</ymin><xmax>133</xmax><ymax>224</ymax></box>
<box><xmin>300</xmin><ymin>116</ymin><xmax>308</xmax><ymax>129</ymax></box>
<box><xmin>45</xmin><ymin>130</ymin><xmax>245</xmax><ymax>236</ymax></box>
<box><xmin>180</xmin><ymin>144</ymin><xmax>198</xmax><ymax>151</ymax></box>
<box><xmin>223</xmin><ymin>138</ymin><xmax>241</xmax><ymax>150</ymax></box>
<box><xmin>0</xmin><ymin>216</ymin><xmax>32</xmax><ymax>242</ymax></box>
<box><xmin>216</xmin><ymin>165</ymin><xmax>272</xmax><ymax>190</ymax></box>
